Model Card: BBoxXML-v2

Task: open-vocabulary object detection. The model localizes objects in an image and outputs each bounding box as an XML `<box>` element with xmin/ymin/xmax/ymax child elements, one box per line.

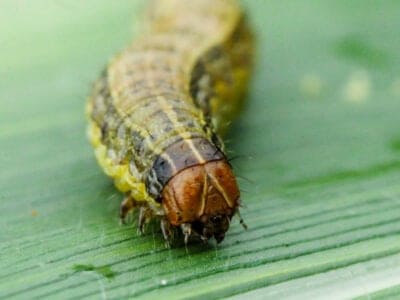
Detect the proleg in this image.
<box><xmin>86</xmin><ymin>0</ymin><xmax>254</xmax><ymax>245</ymax></box>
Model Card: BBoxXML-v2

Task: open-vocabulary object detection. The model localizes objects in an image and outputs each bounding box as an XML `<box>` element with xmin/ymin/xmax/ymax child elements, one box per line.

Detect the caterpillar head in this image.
<box><xmin>161</xmin><ymin>159</ymin><xmax>240</xmax><ymax>244</ymax></box>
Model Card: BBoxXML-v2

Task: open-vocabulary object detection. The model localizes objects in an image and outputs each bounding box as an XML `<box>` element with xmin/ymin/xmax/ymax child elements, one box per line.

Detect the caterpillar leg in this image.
<box><xmin>236</xmin><ymin>209</ymin><xmax>248</xmax><ymax>230</ymax></box>
<box><xmin>160</xmin><ymin>218</ymin><xmax>173</xmax><ymax>248</ymax></box>
<box><xmin>180</xmin><ymin>223</ymin><xmax>192</xmax><ymax>245</ymax></box>
<box><xmin>137</xmin><ymin>206</ymin><xmax>154</xmax><ymax>234</ymax></box>
<box><xmin>120</xmin><ymin>196</ymin><xmax>152</xmax><ymax>230</ymax></box>
<box><xmin>120</xmin><ymin>196</ymin><xmax>137</xmax><ymax>224</ymax></box>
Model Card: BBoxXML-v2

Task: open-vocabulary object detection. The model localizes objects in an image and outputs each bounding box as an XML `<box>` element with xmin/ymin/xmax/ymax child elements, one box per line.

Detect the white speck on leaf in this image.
<box><xmin>391</xmin><ymin>78</ymin><xmax>400</xmax><ymax>97</ymax></box>
<box><xmin>299</xmin><ymin>74</ymin><xmax>323</xmax><ymax>99</ymax></box>
<box><xmin>343</xmin><ymin>70</ymin><xmax>371</xmax><ymax>103</ymax></box>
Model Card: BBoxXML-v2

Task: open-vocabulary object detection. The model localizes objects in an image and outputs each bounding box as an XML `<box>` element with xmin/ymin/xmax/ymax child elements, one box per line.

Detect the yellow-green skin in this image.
<box><xmin>86</xmin><ymin>0</ymin><xmax>253</xmax><ymax>212</ymax></box>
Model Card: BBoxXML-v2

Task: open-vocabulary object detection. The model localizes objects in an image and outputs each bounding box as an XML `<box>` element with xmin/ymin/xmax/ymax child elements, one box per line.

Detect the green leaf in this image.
<box><xmin>1</xmin><ymin>1</ymin><xmax>400</xmax><ymax>299</ymax></box>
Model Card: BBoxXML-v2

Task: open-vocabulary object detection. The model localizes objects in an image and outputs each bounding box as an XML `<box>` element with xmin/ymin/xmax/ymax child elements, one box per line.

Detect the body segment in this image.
<box><xmin>87</xmin><ymin>0</ymin><xmax>253</xmax><ymax>244</ymax></box>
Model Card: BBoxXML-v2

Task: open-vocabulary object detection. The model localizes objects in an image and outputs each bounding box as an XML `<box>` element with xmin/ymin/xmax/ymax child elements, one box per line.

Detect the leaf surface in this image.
<box><xmin>1</xmin><ymin>1</ymin><xmax>400</xmax><ymax>299</ymax></box>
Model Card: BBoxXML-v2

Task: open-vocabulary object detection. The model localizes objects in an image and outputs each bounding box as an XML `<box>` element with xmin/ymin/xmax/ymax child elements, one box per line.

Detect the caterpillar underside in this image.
<box><xmin>87</xmin><ymin>0</ymin><xmax>254</xmax><ymax>245</ymax></box>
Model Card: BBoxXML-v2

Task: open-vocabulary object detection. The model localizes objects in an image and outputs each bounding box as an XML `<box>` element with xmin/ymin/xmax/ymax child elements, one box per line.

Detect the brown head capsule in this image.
<box><xmin>161</xmin><ymin>159</ymin><xmax>240</xmax><ymax>243</ymax></box>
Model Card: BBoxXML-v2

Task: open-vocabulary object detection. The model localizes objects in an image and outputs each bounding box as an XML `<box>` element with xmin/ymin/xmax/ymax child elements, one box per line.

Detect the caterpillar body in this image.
<box><xmin>87</xmin><ymin>0</ymin><xmax>254</xmax><ymax>245</ymax></box>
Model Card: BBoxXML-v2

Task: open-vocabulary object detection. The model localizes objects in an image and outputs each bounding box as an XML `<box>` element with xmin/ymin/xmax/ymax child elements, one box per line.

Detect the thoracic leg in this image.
<box><xmin>180</xmin><ymin>223</ymin><xmax>192</xmax><ymax>245</ymax></box>
<box><xmin>160</xmin><ymin>218</ymin><xmax>173</xmax><ymax>248</ymax></box>
<box><xmin>121</xmin><ymin>196</ymin><xmax>175</xmax><ymax>246</ymax></box>
<box><xmin>137</xmin><ymin>206</ymin><xmax>154</xmax><ymax>234</ymax></box>
<box><xmin>120</xmin><ymin>196</ymin><xmax>153</xmax><ymax>232</ymax></box>
<box><xmin>120</xmin><ymin>196</ymin><xmax>136</xmax><ymax>224</ymax></box>
<box><xmin>236</xmin><ymin>209</ymin><xmax>248</xmax><ymax>230</ymax></box>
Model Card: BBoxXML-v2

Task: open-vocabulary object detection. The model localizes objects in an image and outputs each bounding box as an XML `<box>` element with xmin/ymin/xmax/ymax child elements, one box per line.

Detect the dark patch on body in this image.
<box><xmin>189</xmin><ymin>51</ymin><xmax>215</xmax><ymax>119</ymax></box>
<box><xmin>90</xmin><ymin>70</ymin><xmax>113</xmax><ymax>126</ymax></box>
<box><xmin>146</xmin><ymin>137</ymin><xmax>225</xmax><ymax>199</ymax></box>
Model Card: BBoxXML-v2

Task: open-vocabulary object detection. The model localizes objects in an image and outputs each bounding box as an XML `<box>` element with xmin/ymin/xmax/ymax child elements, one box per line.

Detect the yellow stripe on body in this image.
<box><xmin>155</xmin><ymin>95</ymin><xmax>206</xmax><ymax>165</ymax></box>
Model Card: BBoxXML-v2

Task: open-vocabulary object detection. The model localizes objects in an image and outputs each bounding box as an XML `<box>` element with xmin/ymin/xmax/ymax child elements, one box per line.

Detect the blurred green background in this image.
<box><xmin>1</xmin><ymin>1</ymin><xmax>400</xmax><ymax>299</ymax></box>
